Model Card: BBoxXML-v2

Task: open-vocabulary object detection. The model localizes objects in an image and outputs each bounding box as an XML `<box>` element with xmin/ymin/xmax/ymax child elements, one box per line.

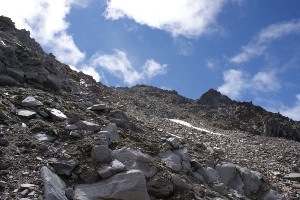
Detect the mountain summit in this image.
<box><xmin>0</xmin><ymin>16</ymin><xmax>299</xmax><ymax>199</ymax></box>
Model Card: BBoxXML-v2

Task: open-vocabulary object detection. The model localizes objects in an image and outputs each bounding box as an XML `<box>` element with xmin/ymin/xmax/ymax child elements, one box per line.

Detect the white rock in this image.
<box><xmin>21</xmin><ymin>96</ymin><xmax>43</xmax><ymax>107</ymax></box>
<box><xmin>49</xmin><ymin>109</ymin><xmax>67</xmax><ymax>121</ymax></box>
<box><xmin>17</xmin><ymin>109</ymin><xmax>36</xmax><ymax>119</ymax></box>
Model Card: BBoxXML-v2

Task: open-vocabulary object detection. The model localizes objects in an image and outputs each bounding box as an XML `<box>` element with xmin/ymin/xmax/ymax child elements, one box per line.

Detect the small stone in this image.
<box><xmin>65</xmin><ymin>124</ymin><xmax>78</xmax><ymax>130</ymax></box>
<box><xmin>75</xmin><ymin>120</ymin><xmax>100</xmax><ymax>131</ymax></box>
<box><xmin>111</xmin><ymin>159</ymin><xmax>126</xmax><ymax>172</ymax></box>
<box><xmin>49</xmin><ymin>108</ymin><xmax>67</xmax><ymax>121</ymax></box>
<box><xmin>21</xmin><ymin>96</ymin><xmax>43</xmax><ymax>107</ymax></box>
<box><xmin>20</xmin><ymin>184</ymin><xmax>36</xmax><ymax>190</ymax></box>
<box><xmin>17</xmin><ymin>109</ymin><xmax>36</xmax><ymax>119</ymax></box>
<box><xmin>88</xmin><ymin>104</ymin><xmax>106</xmax><ymax>111</ymax></box>
<box><xmin>20</xmin><ymin>189</ymin><xmax>28</xmax><ymax>196</ymax></box>
<box><xmin>0</xmin><ymin>180</ymin><xmax>7</xmax><ymax>187</ymax></box>
<box><xmin>97</xmin><ymin>166</ymin><xmax>115</xmax><ymax>179</ymax></box>
<box><xmin>0</xmin><ymin>138</ymin><xmax>9</xmax><ymax>147</ymax></box>
<box><xmin>36</xmin><ymin>134</ymin><xmax>56</xmax><ymax>142</ymax></box>
<box><xmin>48</xmin><ymin>158</ymin><xmax>79</xmax><ymax>176</ymax></box>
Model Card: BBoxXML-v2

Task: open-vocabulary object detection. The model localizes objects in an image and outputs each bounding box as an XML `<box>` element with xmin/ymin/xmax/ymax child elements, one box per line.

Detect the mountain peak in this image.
<box><xmin>196</xmin><ymin>88</ymin><xmax>234</xmax><ymax>107</ymax></box>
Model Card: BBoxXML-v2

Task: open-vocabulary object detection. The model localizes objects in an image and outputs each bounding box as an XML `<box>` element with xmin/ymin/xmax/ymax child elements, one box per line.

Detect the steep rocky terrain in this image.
<box><xmin>0</xmin><ymin>16</ymin><xmax>300</xmax><ymax>200</ymax></box>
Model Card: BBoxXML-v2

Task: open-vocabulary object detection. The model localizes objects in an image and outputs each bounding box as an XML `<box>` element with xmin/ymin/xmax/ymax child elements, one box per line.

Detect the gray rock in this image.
<box><xmin>41</xmin><ymin>166</ymin><xmax>68</xmax><ymax>200</ymax></box>
<box><xmin>21</xmin><ymin>96</ymin><xmax>43</xmax><ymax>107</ymax></box>
<box><xmin>262</xmin><ymin>189</ymin><xmax>286</xmax><ymax>200</ymax></box>
<box><xmin>0</xmin><ymin>138</ymin><xmax>9</xmax><ymax>147</ymax></box>
<box><xmin>173</xmin><ymin>148</ymin><xmax>191</xmax><ymax>172</ymax></box>
<box><xmin>65</xmin><ymin>187</ymin><xmax>75</xmax><ymax>200</ymax></box>
<box><xmin>49</xmin><ymin>109</ymin><xmax>67</xmax><ymax>121</ymax></box>
<box><xmin>65</xmin><ymin>124</ymin><xmax>78</xmax><ymax>130</ymax></box>
<box><xmin>212</xmin><ymin>182</ymin><xmax>227</xmax><ymax>195</ymax></box>
<box><xmin>75</xmin><ymin>120</ymin><xmax>100</xmax><ymax>131</ymax></box>
<box><xmin>97</xmin><ymin>165</ymin><xmax>115</xmax><ymax>179</ymax></box>
<box><xmin>48</xmin><ymin>158</ymin><xmax>79</xmax><ymax>176</ymax></box>
<box><xmin>88</xmin><ymin>104</ymin><xmax>106</xmax><ymax>111</ymax></box>
<box><xmin>113</xmin><ymin>147</ymin><xmax>154</xmax><ymax>163</ymax></box>
<box><xmin>216</xmin><ymin>163</ymin><xmax>238</xmax><ymax>185</ymax></box>
<box><xmin>237</xmin><ymin>166</ymin><xmax>266</xmax><ymax>196</ymax></box>
<box><xmin>192</xmin><ymin>172</ymin><xmax>204</xmax><ymax>182</ymax></box>
<box><xmin>0</xmin><ymin>110</ymin><xmax>11</xmax><ymax>121</ymax></box>
<box><xmin>0</xmin><ymin>180</ymin><xmax>7</xmax><ymax>188</ymax></box>
<box><xmin>91</xmin><ymin>145</ymin><xmax>112</xmax><ymax>164</ymax></box>
<box><xmin>17</xmin><ymin>109</ymin><xmax>36</xmax><ymax>119</ymax></box>
<box><xmin>69</xmin><ymin>130</ymin><xmax>83</xmax><ymax>139</ymax></box>
<box><xmin>167</xmin><ymin>137</ymin><xmax>181</xmax><ymax>149</ymax></box>
<box><xmin>147</xmin><ymin>179</ymin><xmax>173</xmax><ymax>198</ymax></box>
<box><xmin>171</xmin><ymin>174</ymin><xmax>191</xmax><ymax>191</ymax></box>
<box><xmin>102</xmin><ymin>123</ymin><xmax>120</xmax><ymax>142</ymax></box>
<box><xmin>74</xmin><ymin>170</ymin><xmax>150</xmax><ymax>200</ymax></box>
<box><xmin>284</xmin><ymin>173</ymin><xmax>300</xmax><ymax>182</ymax></box>
<box><xmin>159</xmin><ymin>151</ymin><xmax>182</xmax><ymax>171</ymax></box>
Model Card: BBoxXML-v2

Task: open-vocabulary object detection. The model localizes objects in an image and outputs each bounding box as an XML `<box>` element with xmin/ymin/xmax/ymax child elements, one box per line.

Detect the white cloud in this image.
<box><xmin>231</xmin><ymin>19</ymin><xmax>300</xmax><ymax>64</ymax></box>
<box><xmin>280</xmin><ymin>94</ymin><xmax>300</xmax><ymax>121</ymax></box>
<box><xmin>173</xmin><ymin>37</ymin><xmax>195</xmax><ymax>56</ymax></box>
<box><xmin>0</xmin><ymin>0</ymin><xmax>87</xmax><ymax>66</ymax></box>
<box><xmin>217</xmin><ymin>69</ymin><xmax>246</xmax><ymax>99</ymax></box>
<box><xmin>104</xmin><ymin>0</ymin><xmax>226</xmax><ymax>38</ymax></box>
<box><xmin>206</xmin><ymin>58</ymin><xmax>219</xmax><ymax>70</ymax></box>
<box><xmin>89</xmin><ymin>49</ymin><xmax>167</xmax><ymax>85</ymax></box>
<box><xmin>82</xmin><ymin>67</ymin><xmax>101</xmax><ymax>82</ymax></box>
<box><xmin>217</xmin><ymin>69</ymin><xmax>280</xmax><ymax>99</ymax></box>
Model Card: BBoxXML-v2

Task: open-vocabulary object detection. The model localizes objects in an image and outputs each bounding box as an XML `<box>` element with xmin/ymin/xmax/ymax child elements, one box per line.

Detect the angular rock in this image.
<box><xmin>102</xmin><ymin>123</ymin><xmax>120</xmax><ymax>142</ymax></box>
<box><xmin>125</xmin><ymin>161</ymin><xmax>158</xmax><ymax>178</ymax></box>
<box><xmin>21</xmin><ymin>96</ymin><xmax>43</xmax><ymax>107</ymax></box>
<box><xmin>0</xmin><ymin>138</ymin><xmax>9</xmax><ymax>147</ymax></box>
<box><xmin>97</xmin><ymin>165</ymin><xmax>115</xmax><ymax>179</ymax></box>
<box><xmin>0</xmin><ymin>180</ymin><xmax>7</xmax><ymax>188</ymax></box>
<box><xmin>74</xmin><ymin>170</ymin><xmax>150</xmax><ymax>200</ymax></box>
<box><xmin>88</xmin><ymin>104</ymin><xmax>106</xmax><ymax>111</ymax></box>
<box><xmin>147</xmin><ymin>179</ymin><xmax>173</xmax><ymax>198</ymax></box>
<box><xmin>159</xmin><ymin>151</ymin><xmax>182</xmax><ymax>171</ymax></box>
<box><xmin>0</xmin><ymin>110</ymin><xmax>11</xmax><ymax>121</ymax></box>
<box><xmin>284</xmin><ymin>173</ymin><xmax>300</xmax><ymax>182</ymax></box>
<box><xmin>216</xmin><ymin>163</ymin><xmax>238</xmax><ymax>185</ymax></box>
<box><xmin>65</xmin><ymin>124</ymin><xmax>78</xmax><ymax>130</ymax></box>
<box><xmin>167</xmin><ymin>137</ymin><xmax>181</xmax><ymax>149</ymax></box>
<box><xmin>91</xmin><ymin>145</ymin><xmax>112</xmax><ymax>164</ymax></box>
<box><xmin>237</xmin><ymin>166</ymin><xmax>267</xmax><ymax>196</ymax></box>
<box><xmin>212</xmin><ymin>182</ymin><xmax>227</xmax><ymax>195</ymax></box>
<box><xmin>41</xmin><ymin>166</ymin><xmax>68</xmax><ymax>200</ymax></box>
<box><xmin>17</xmin><ymin>109</ymin><xmax>36</xmax><ymax>119</ymax></box>
<box><xmin>173</xmin><ymin>148</ymin><xmax>191</xmax><ymax>172</ymax></box>
<box><xmin>113</xmin><ymin>147</ymin><xmax>154</xmax><ymax>163</ymax></box>
<box><xmin>48</xmin><ymin>158</ymin><xmax>79</xmax><ymax>176</ymax></box>
<box><xmin>75</xmin><ymin>120</ymin><xmax>100</xmax><ymax>131</ymax></box>
<box><xmin>111</xmin><ymin>159</ymin><xmax>126</xmax><ymax>173</ymax></box>
<box><xmin>49</xmin><ymin>108</ymin><xmax>67</xmax><ymax>121</ymax></box>
<box><xmin>263</xmin><ymin>189</ymin><xmax>286</xmax><ymax>200</ymax></box>
<box><xmin>171</xmin><ymin>174</ymin><xmax>191</xmax><ymax>191</ymax></box>
<box><xmin>36</xmin><ymin>134</ymin><xmax>56</xmax><ymax>143</ymax></box>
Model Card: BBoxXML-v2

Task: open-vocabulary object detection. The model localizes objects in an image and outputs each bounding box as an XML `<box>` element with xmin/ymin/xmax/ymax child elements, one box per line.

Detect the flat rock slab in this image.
<box><xmin>75</xmin><ymin>120</ymin><xmax>100</xmax><ymax>131</ymax></box>
<box><xmin>17</xmin><ymin>109</ymin><xmax>36</xmax><ymax>119</ymax></box>
<box><xmin>41</xmin><ymin>166</ymin><xmax>68</xmax><ymax>200</ymax></box>
<box><xmin>74</xmin><ymin>170</ymin><xmax>150</xmax><ymax>200</ymax></box>
<box><xmin>48</xmin><ymin>158</ymin><xmax>79</xmax><ymax>176</ymax></box>
<box><xmin>88</xmin><ymin>104</ymin><xmax>106</xmax><ymax>111</ymax></box>
<box><xmin>284</xmin><ymin>173</ymin><xmax>300</xmax><ymax>182</ymax></box>
<box><xmin>21</xmin><ymin>96</ymin><xmax>43</xmax><ymax>107</ymax></box>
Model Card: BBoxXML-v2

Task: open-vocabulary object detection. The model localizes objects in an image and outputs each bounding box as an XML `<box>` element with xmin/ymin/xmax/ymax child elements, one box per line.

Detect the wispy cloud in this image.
<box><xmin>89</xmin><ymin>49</ymin><xmax>167</xmax><ymax>85</ymax></box>
<box><xmin>0</xmin><ymin>0</ymin><xmax>87</xmax><ymax>66</ymax></box>
<box><xmin>104</xmin><ymin>0</ymin><xmax>226</xmax><ymax>38</ymax></box>
<box><xmin>206</xmin><ymin>58</ymin><xmax>219</xmax><ymax>70</ymax></box>
<box><xmin>280</xmin><ymin>94</ymin><xmax>300</xmax><ymax>121</ymax></box>
<box><xmin>230</xmin><ymin>19</ymin><xmax>300</xmax><ymax>64</ymax></box>
<box><xmin>173</xmin><ymin>37</ymin><xmax>195</xmax><ymax>56</ymax></box>
<box><xmin>217</xmin><ymin>69</ymin><xmax>280</xmax><ymax>99</ymax></box>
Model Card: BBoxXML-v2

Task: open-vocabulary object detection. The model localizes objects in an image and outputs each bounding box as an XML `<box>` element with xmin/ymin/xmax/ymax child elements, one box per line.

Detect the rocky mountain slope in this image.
<box><xmin>0</xmin><ymin>16</ymin><xmax>300</xmax><ymax>200</ymax></box>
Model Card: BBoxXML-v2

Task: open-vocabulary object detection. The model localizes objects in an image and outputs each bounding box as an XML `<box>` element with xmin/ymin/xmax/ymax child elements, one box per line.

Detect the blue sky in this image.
<box><xmin>1</xmin><ymin>0</ymin><xmax>300</xmax><ymax>120</ymax></box>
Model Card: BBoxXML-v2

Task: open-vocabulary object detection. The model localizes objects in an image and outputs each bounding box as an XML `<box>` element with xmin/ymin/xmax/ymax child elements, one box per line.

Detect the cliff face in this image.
<box><xmin>0</xmin><ymin>16</ymin><xmax>299</xmax><ymax>200</ymax></box>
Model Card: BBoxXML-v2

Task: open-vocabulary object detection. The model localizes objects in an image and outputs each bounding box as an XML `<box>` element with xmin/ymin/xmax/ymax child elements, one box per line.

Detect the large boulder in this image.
<box><xmin>159</xmin><ymin>151</ymin><xmax>182</xmax><ymax>172</ymax></box>
<box><xmin>74</xmin><ymin>170</ymin><xmax>150</xmax><ymax>200</ymax></box>
<box><xmin>40</xmin><ymin>166</ymin><xmax>68</xmax><ymax>200</ymax></box>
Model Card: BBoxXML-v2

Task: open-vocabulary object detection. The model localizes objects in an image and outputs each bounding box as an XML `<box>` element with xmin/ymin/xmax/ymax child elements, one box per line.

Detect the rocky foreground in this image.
<box><xmin>0</xmin><ymin>16</ymin><xmax>300</xmax><ymax>200</ymax></box>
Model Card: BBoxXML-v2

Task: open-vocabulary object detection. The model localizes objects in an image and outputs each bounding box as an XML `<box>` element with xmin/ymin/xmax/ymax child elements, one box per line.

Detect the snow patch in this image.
<box><xmin>169</xmin><ymin>119</ymin><xmax>226</xmax><ymax>136</ymax></box>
